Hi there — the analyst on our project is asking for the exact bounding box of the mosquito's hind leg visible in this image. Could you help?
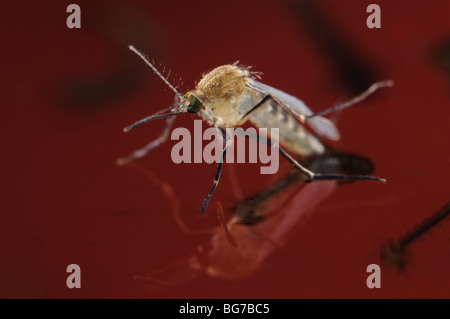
[278,144,386,182]
[303,80,394,120]
[258,134,386,182]
[201,129,232,214]
[116,116,175,166]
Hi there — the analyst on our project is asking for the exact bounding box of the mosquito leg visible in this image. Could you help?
[257,134,386,182]
[116,116,175,166]
[230,95,272,200]
[280,144,386,182]
[304,80,394,120]
[239,95,272,123]
[236,127,385,182]
[201,129,231,214]
[311,172,386,182]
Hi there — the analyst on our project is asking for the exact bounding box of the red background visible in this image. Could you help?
[1,0,450,298]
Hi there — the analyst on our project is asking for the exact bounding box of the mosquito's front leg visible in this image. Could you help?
[116,116,176,166]
[201,128,232,214]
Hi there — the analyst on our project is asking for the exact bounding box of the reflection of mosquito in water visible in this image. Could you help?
[117,45,393,213]
[129,153,377,287]
[381,201,450,271]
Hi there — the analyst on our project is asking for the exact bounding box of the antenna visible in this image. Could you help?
[128,45,183,99]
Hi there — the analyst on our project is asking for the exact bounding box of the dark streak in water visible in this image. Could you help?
[288,0,375,93]
[57,1,163,110]
[381,201,450,271]
[431,38,450,89]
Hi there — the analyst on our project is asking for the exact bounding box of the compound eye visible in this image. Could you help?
[187,96,202,113]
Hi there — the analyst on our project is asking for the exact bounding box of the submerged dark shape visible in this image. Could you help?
[381,201,450,271]
[288,0,376,93]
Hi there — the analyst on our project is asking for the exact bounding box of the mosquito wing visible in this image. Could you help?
[247,79,340,141]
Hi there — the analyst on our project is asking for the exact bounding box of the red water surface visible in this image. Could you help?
[1,0,450,298]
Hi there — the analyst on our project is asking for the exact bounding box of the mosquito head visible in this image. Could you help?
[184,92,203,113]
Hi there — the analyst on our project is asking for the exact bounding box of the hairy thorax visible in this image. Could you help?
[192,65,262,127]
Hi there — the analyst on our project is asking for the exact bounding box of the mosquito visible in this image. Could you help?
[117,45,393,213]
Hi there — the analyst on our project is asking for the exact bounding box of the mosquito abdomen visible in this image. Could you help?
[249,103,325,156]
